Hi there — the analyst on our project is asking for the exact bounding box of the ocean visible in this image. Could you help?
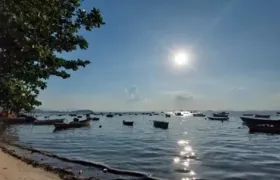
[2,111,280,180]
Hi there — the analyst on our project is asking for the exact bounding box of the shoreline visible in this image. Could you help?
[0,148,62,180]
[0,143,158,180]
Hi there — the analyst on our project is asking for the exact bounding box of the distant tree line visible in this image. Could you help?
[0,0,104,114]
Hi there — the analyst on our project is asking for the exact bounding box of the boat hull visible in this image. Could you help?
[123,121,134,126]
[208,117,229,121]
[153,121,169,129]
[248,124,280,134]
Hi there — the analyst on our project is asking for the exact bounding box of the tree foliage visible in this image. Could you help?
[0,0,104,113]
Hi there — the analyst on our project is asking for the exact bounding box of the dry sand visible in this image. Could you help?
[0,149,61,180]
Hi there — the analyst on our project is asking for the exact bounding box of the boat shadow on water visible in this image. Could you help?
[53,126,91,133]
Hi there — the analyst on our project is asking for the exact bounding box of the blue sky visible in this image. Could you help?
[40,0,280,111]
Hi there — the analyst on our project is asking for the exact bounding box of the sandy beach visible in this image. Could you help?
[0,149,61,180]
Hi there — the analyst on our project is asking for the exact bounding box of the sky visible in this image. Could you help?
[39,0,280,111]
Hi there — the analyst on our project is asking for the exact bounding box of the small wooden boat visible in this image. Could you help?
[106,114,114,118]
[54,119,91,130]
[92,117,100,121]
[153,120,169,129]
[123,120,134,126]
[165,114,171,118]
[240,117,280,126]
[208,117,229,121]
[248,124,280,134]
[34,119,64,125]
[255,114,270,118]
[193,113,205,117]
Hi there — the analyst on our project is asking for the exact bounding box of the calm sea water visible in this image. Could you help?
[4,111,280,180]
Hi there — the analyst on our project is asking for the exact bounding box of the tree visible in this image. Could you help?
[0,0,105,112]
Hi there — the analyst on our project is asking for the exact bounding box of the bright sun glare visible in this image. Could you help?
[174,52,188,66]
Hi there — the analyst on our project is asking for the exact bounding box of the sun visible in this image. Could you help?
[174,52,188,66]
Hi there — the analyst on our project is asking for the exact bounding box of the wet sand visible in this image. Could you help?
[0,149,61,180]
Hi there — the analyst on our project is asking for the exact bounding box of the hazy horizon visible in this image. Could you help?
[39,0,280,111]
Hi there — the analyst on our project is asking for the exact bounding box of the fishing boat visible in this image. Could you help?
[193,113,205,117]
[165,114,171,118]
[153,120,169,129]
[123,120,134,126]
[69,114,77,117]
[175,112,182,116]
[77,115,82,118]
[208,117,229,121]
[92,117,100,121]
[54,119,91,130]
[106,114,114,118]
[255,114,270,118]
[247,124,280,134]
[33,119,64,125]
[240,116,280,125]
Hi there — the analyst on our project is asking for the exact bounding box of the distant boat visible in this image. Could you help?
[69,114,77,117]
[54,119,91,130]
[153,120,169,129]
[175,112,182,116]
[240,116,280,125]
[77,115,82,118]
[208,117,229,121]
[213,113,228,117]
[92,117,100,121]
[123,120,134,126]
[255,114,270,118]
[44,116,49,118]
[34,119,64,125]
[248,124,280,134]
[106,114,114,118]
[165,114,171,118]
[242,114,253,116]
[193,113,205,117]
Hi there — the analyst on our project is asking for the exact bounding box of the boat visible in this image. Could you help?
[255,114,270,118]
[165,114,171,118]
[213,113,228,117]
[69,114,77,117]
[208,117,229,121]
[242,114,253,116]
[240,116,280,125]
[54,119,91,130]
[92,117,100,121]
[193,113,205,117]
[153,120,169,129]
[106,114,114,118]
[175,112,182,116]
[123,120,134,126]
[247,124,280,134]
[77,115,82,118]
[33,119,64,125]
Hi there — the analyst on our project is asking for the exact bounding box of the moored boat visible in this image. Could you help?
[193,113,205,117]
[123,120,134,126]
[208,117,229,121]
[213,113,228,117]
[92,117,100,121]
[33,119,64,125]
[240,116,280,126]
[153,120,169,129]
[106,114,114,118]
[54,119,91,130]
[0,116,36,124]
[165,114,171,118]
[242,114,253,116]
